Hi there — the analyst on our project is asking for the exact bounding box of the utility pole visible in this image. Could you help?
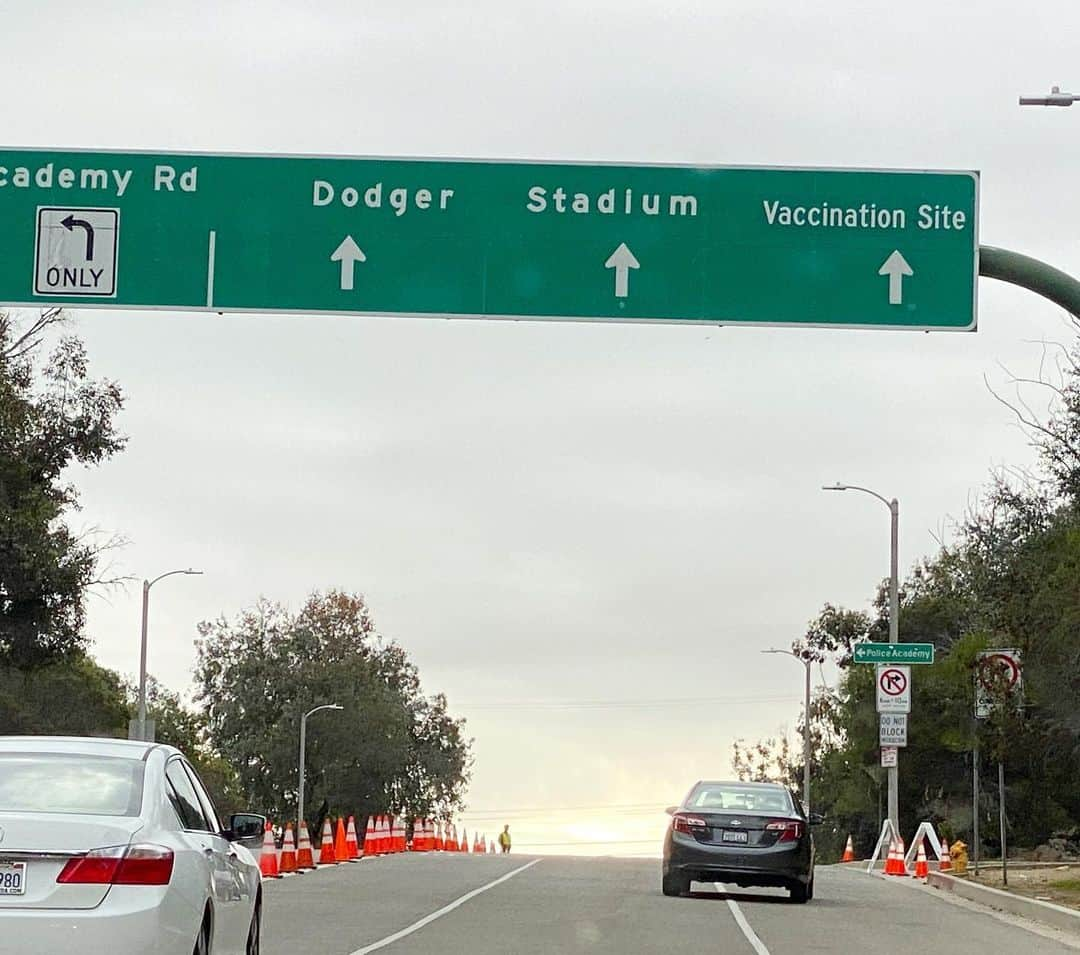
[298,704,343,836]
[133,568,202,741]
[762,649,812,815]
[822,485,900,835]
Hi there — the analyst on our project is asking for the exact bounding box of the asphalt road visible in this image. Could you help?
[261,855,1080,954]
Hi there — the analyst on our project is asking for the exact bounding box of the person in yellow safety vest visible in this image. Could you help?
[498,825,511,853]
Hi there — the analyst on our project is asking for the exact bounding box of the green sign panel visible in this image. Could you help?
[0,149,978,329]
[854,642,935,665]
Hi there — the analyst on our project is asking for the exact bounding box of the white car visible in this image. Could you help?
[0,736,264,955]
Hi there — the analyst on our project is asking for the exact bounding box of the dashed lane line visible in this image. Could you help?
[713,883,772,955]
[348,859,541,954]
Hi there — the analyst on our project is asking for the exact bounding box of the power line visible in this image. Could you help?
[455,695,799,710]
[460,802,667,814]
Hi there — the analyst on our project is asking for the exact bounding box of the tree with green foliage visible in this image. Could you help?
[194,590,472,824]
[0,309,125,668]
[0,653,129,736]
[734,331,1080,861]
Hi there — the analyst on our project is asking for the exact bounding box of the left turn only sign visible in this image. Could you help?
[34,207,119,297]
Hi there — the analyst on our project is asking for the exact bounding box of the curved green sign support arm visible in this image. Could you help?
[979,245,1080,319]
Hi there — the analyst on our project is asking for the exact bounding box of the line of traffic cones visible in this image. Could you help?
[258,813,501,881]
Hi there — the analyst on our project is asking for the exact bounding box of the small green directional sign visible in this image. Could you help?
[0,149,978,328]
[854,642,935,665]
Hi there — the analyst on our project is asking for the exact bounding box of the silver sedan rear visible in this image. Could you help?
[0,736,262,955]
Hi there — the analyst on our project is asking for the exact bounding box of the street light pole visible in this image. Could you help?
[822,483,900,835]
[135,568,203,741]
[298,704,343,836]
[762,649,812,815]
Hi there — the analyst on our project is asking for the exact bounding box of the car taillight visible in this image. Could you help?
[57,845,174,885]
[672,814,707,834]
[765,820,803,842]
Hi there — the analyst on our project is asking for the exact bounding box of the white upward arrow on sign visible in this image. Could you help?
[878,250,913,305]
[331,236,367,291]
[605,243,640,298]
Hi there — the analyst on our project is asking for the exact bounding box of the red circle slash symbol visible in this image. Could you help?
[978,654,1020,691]
[880,668,908,696]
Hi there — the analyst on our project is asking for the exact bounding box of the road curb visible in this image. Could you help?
[927,871,1080,935]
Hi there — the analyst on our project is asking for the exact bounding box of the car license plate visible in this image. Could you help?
[721,830,749,844]
[0,862,26,896]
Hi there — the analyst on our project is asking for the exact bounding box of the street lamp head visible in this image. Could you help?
[329,704,344,711]
[821,483,847,491]
[182,569,204,575]
[1019,86,1078,107]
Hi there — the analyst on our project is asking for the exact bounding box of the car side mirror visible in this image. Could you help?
[228,812,266,841]
[664,806,678,816]
[808,812,825,826]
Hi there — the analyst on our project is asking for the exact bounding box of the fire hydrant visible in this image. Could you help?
[950,840,968,876]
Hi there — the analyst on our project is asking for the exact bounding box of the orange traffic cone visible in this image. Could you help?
[382,815,392,853]
[426,819,436,851]
[345,816,359,860]
[460,828,468,853]
[914,841,929,881]
[318,817,336,865]
[938,830,952,871]
[388,816,398,853]
[296,820,315,869]
[413,817,425,852]
[447,825,458,852]
[883,836,898,875]
[363,816,377,857]
[259,821,280,879]
[334,817,349,862]
[280,822,298,874]
[884,836,907,876]
[841,835,855,862]
[480,834,487,853]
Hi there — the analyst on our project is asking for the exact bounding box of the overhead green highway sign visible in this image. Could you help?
[854,642,935,665]
[0,149,978,329]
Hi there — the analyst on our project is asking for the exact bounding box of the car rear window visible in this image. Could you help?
[0,753,145,816]
[687,784,793,814]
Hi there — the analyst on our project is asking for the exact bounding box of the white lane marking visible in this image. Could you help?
[349,859,540,954]
[206,230,216,307]
[713,883,771,955]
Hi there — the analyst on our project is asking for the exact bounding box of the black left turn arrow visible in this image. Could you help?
[61,215,95,260]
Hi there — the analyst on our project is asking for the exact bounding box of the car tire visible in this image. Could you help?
[193,913,212,955]
[662,872,690,897]
[246,901,261,955]
[789,879,810,904]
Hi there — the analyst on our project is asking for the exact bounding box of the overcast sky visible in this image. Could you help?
[7,0,1080,854]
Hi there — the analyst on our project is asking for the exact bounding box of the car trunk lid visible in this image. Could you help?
[683,812,788,848]
[0,814,144,910]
